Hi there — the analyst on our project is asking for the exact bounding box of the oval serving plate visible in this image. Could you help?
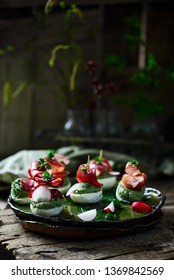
[8,186,166,239]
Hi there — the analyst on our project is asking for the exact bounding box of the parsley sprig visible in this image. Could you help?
[37,158,49,170]
[43,171,53,182]
[47,149,56,159]
[130,159,138,166]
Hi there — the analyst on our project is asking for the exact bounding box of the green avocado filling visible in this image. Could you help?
[117,181,145,202]
[31,197,66,209]
[11,179,29,198]
[62,176,70,186]
[74,183,101,194]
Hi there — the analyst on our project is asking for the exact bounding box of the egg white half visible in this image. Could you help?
[97,176,117,190]
[30,204,64,217]
[11,195,31,204]
[68,183,103,204]
[58,179,71,194]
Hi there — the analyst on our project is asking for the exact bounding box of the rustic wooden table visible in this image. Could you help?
[0,178,174,260]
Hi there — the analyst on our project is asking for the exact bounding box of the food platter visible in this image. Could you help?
[8,186,166,239]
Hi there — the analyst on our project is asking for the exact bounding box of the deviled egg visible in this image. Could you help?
[30,186,66,217]
[10,178,34,204]
[67,161,103,204]
[116,160,147,203]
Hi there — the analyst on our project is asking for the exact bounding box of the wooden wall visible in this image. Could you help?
[0,0,174,158]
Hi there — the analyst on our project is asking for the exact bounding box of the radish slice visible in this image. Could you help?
[66,184,79,196]
[77,209,97,221]
[104,201,115,212]
[32,186,51,203]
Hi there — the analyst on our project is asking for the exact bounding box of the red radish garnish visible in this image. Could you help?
[76,164,103,187]
[131,201,153,213]
[77,209,97,221]
[50,189,63,199]
[104,201,115,213]
[32,186,51,203]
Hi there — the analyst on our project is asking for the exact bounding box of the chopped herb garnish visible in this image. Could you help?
[38,158,45,165]
[94,155,102,164]
[130,159,138,166]
[47,149,56,159]
[43,171,53,182]
[81,165,87,172]
[105,212,119,220]
[113,198,121,208]
[37,158,49,170]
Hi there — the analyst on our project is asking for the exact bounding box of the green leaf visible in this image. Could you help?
[167,64,174,80]
[123,15,141,50]
[0,45,14,56]
[6,45,15,52]
[12,81,29,98]
[44,0,58,15]
[47,149,56,159]
[147,53,159,70]
[71,6,85,22]
[49,44,70,67]
[59,1,65,9]
[3,81,29,106]
[105,54,126,71]
[3,81,13,106]
[130,70,150,85]
[94,155,102,164]
[70,60,81,91]
[43,171,53,182]
[134,92,164,120]
[0,49,5,55]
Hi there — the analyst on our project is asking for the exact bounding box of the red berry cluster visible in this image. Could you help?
[86,60,116,97]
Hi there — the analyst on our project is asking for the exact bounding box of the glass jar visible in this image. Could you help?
[64,109,91,136]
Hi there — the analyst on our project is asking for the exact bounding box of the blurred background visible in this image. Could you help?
[0,0,174,166]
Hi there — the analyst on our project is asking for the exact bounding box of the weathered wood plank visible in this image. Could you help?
[0,200,8,211]
[0,203,174,260]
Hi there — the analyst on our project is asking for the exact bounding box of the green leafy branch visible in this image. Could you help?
[3,81,29,106]
[130,53,160,87]
[45,0,84,107]
[45,0,84,23]
[0,45,14,55]
[123,15,143,51]
[49,44,70,67]
[48,43,82,93]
